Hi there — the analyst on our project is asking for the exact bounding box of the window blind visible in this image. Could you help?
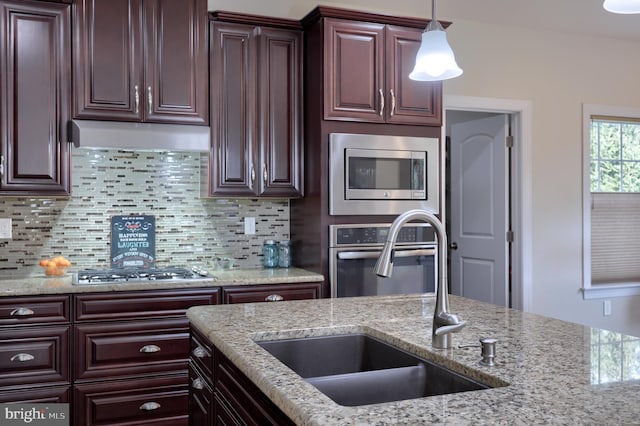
[591,192,640,283]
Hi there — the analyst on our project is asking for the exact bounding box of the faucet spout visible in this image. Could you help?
[374,209,466,349]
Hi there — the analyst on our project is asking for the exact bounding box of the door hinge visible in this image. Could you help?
[506,135,514,148]
[506,230,514,243]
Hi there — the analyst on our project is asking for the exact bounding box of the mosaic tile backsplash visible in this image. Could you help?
[0,149,289,278]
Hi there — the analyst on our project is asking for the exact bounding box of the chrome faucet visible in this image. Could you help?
[374,209,467,349]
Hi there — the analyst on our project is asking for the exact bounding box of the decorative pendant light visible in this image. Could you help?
[409,0,463,81]
[603,0,640,13]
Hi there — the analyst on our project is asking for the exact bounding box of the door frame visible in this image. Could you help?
[443,95,533,311]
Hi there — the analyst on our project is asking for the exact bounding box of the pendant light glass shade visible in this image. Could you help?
[603,0,640,13]
[409,19,463,81]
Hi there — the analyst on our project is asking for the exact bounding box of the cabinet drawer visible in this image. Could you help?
[0,385,70,403]
[0,325,70,389]
[75,318,189,380]
[0,295,70,326]
[190,326,213,378]
[74,288,219,321]
[74,374,188,426]
[221,282,323,304]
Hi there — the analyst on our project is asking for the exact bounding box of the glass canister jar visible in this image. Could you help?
[262,239,279,268]
[278,240,291,268]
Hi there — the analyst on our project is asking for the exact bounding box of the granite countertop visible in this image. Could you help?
[187,294,640,425]
[0,267,323,296]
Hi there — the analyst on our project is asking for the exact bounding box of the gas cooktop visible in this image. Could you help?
[73,266,210,285]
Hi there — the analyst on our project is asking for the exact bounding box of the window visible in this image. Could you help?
[582,104,640,299]
[590,117,640,192]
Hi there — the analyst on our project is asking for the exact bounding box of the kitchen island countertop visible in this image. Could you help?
[0,267,323,296]
[187,294,640,425]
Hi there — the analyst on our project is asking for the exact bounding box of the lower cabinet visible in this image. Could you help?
[73,288,219,426]
[188,326,295,425]
[74,375,189,426]
[221,282,323,304]
[0,295,72,404]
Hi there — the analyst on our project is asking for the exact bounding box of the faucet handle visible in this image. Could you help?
[433,320,467,336]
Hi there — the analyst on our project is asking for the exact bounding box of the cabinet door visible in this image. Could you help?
[385,26,442,126]
[0,0,70,195]
[73,0,143,121]
[144,0,208,124]
[324,18,385,122]
[258,28,303,197]
[209,22,257,196]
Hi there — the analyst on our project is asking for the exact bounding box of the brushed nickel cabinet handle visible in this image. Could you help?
[134,85,140,114]
[390,89,396,117]
[250,166,255,182]
[192,346,207,358]
[192,378,204,390]
[378,88,385,117]
[11,353,35,362]
[139,344,161,353]
[139,402,161,411]
[147,86,153,115]
[265,294,284,302]
[10,307,34,317]
[0,155,4,177]
[263,164,268,184]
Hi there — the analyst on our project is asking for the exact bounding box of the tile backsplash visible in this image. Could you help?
[0,148,289,278]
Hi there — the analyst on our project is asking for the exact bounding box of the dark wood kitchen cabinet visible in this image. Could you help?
[206,13,303,198]
[0,0,71,196]
[73,0,208,125]
[221,281,324,304]
[0,295,72,403]
[73,288,219,425]
[322,18,441,125]
[188,326,295,426]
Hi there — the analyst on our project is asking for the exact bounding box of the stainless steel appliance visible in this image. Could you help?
[73,266,211,285]
[329,133,439,215]
[329,223,436,298]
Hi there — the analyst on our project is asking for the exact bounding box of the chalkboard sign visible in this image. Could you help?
[110,215,155,268]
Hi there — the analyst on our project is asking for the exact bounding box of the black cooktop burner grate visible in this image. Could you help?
[74,267,204,284]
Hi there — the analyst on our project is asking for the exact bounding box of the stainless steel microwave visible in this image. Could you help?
[329,133,439,215]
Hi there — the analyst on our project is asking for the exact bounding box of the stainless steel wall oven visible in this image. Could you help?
[329,223,436,298]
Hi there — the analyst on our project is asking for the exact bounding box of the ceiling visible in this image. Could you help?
[208,0,640,42]
[437,0,640,42]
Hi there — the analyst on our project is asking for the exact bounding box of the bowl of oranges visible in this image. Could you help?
[39,256,71,277]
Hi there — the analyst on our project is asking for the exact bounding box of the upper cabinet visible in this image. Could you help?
[206,14,303,198]
[0,0,71,196]
[305,7,442,126]
[73,0,208,125]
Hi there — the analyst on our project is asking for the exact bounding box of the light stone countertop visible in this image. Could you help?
[0,267,323,296]
[187,294,640,426]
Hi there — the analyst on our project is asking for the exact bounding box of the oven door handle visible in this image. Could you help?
[337,248,436,260]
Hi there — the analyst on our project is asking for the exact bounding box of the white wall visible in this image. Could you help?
[442,20,640,337]
[208,0,640,337]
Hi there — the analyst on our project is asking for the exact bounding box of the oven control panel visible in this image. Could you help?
[332,224,436,246]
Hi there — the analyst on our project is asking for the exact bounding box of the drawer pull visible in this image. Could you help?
[139,402,161,411]
[192,346,207,358]
[10,353,35,362]
[192,377,205,390]
[10,307,35,317]
[265,294,284,302]
[139,344,161,353]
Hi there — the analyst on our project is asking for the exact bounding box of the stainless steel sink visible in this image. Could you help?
[256,333,501,406]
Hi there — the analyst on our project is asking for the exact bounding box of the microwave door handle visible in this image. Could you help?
[337,248,436,260]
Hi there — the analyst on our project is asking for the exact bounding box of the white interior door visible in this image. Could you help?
[449,114,509,306]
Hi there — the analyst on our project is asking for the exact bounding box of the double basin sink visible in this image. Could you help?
[256,333,503,406]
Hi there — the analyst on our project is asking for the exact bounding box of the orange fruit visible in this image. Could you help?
[39,259,49,267]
